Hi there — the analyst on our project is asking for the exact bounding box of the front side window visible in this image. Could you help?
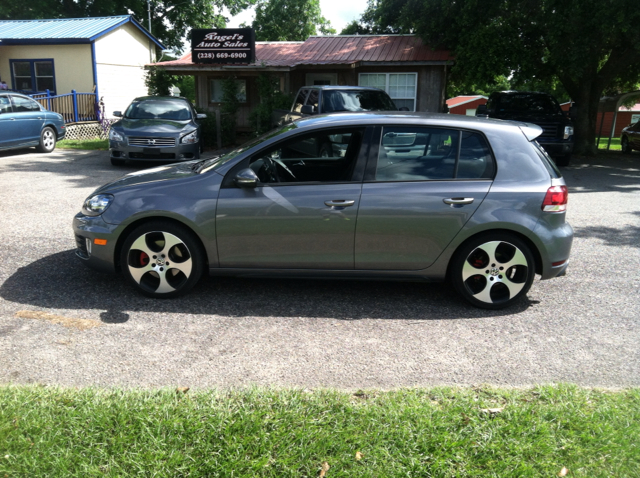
[374,127,495,181]
[10,60,55,93]
[0,96,12,114]
[246,127,365,184]
[209,79,247,103]
[359,73,417,111]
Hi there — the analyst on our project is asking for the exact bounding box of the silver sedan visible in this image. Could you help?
[73,112,573,309]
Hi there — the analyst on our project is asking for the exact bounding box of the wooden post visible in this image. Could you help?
[215,109,222,150]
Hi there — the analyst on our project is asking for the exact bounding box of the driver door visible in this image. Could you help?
[216,127,368,269]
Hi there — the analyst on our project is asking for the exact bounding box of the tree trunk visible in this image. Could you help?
[569,80,602,156]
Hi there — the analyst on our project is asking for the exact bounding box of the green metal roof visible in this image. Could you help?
[0,15,165,48]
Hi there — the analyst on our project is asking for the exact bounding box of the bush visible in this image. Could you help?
[250,73,293,135]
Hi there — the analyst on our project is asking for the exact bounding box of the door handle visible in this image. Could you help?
[443,197,474,205]
[325,199,355,208]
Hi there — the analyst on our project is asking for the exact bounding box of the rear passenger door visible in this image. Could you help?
[355,126,495,270]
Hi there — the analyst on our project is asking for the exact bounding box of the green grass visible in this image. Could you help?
[1,385,638,477]
[57,139,109,150]
[597,137,621,151]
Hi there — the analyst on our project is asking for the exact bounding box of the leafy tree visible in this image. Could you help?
[353,0,640,154]
[247,0,335,41]
[0,0,255,51]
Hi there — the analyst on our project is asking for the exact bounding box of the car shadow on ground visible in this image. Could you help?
[0,250,535,323]
[565,152,640,194]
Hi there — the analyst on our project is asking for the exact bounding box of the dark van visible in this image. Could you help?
[477,91,574,166]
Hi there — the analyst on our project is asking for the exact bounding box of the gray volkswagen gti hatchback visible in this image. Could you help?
[74,112,572,309]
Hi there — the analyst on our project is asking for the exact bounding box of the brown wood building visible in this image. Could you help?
[153,35,454,129]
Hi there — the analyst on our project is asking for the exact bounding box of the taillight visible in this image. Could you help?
[542,185,568,212]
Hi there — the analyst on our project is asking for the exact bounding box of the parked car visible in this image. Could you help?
[74,112,573,309]
[0,92,65,153]
[620,121,640,153]
[477,91,574,166]
[108,96,207,166]
[278,86,403,125]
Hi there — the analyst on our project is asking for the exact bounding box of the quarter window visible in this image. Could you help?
[360,73,417,111]
[374,127,495,181]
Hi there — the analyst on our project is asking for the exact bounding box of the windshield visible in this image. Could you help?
[322,90,397,113]
[125,98,193,120]
[198,123,298,174]
[496,93,562,116]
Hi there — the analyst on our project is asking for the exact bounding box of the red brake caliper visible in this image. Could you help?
[140,252,149,266]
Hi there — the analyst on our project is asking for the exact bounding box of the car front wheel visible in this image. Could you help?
[120,221,204,298]
[451,233,535,309]
[621,136,631,154]
[36,126,56,153]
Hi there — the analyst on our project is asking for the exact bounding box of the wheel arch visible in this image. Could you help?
[113,216,209,273]
[446,228,543,280]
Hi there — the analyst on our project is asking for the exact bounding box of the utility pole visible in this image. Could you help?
[147,0,152,33]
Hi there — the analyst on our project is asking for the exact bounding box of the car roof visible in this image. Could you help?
[293,111,532,131]
[131,96,190,102]
[304,86,386,92]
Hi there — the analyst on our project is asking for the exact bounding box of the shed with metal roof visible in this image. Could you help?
[0,15,165,115]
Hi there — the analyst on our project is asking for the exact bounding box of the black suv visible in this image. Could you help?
[477,91,574,166]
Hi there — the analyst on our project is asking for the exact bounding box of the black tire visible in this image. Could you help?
[120,221,205,298]
[554,154,571,167]
[111,157,125,166]
[621,136,631,154]
[36,126,56,153]
[450,233,535,309]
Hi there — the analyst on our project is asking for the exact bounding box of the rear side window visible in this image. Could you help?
[531,141,562,178]
[373,126,495,181]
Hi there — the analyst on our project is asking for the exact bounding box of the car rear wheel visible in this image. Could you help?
[36,127,56,153]
[120,221,204,298]
[451,233,535,309]
[621,136,631,154]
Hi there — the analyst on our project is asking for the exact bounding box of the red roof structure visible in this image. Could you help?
[155,35,453,70]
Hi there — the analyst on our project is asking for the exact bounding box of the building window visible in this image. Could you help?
[209,79,247,103]
[10,59,56,93]
[359,73,417,111]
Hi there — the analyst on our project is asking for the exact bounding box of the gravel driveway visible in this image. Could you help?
[0,147,638,389]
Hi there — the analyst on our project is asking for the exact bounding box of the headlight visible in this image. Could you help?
[564,126,574,139]
[82,194,114,216]
[109,129,124,142]
[180,130,198,144]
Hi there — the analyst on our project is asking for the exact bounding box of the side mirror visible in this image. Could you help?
[568,105,577,120]
[476,104,488,117]
[196,113,207,120]
[113,111,123,117]
[234,168,259,188]
[300,105,315,115]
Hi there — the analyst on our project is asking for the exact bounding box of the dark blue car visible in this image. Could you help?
[0,92,66,153]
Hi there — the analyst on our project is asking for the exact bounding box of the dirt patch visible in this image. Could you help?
[15,310,101,331]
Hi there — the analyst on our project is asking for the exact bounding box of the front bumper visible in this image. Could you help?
[110,141,200,162]
[73,213,120,273]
